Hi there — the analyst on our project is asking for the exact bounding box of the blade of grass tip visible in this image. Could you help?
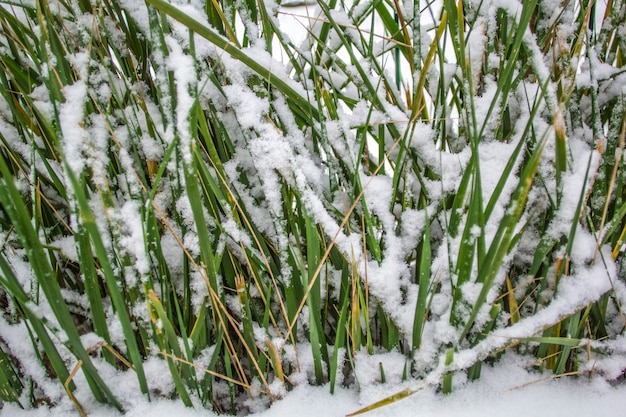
[189,300,209,354]
[265,340,284,384]
[611,217,626,259]
[505,275,521,324]
[554,105,568,200]
[519,336,583,348]
[380,305,400,350]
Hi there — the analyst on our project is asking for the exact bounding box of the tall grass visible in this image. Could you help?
[0,0,624,414]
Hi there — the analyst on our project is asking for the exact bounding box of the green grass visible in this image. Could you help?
[0,0,624,414]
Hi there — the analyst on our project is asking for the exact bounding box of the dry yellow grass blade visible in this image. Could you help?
[346,383,426,417]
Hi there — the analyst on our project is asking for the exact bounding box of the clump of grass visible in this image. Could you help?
[0,0,624,414]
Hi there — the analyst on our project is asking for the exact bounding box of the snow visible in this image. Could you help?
[116,201,150,277]
[0,319,66,405]
[59,81,89,175]
[166,36,197,164]
[2,351,624,417]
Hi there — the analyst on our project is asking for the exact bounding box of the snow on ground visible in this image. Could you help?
[2,352,624,416]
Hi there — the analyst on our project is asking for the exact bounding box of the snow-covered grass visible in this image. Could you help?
[0,0,624,415]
